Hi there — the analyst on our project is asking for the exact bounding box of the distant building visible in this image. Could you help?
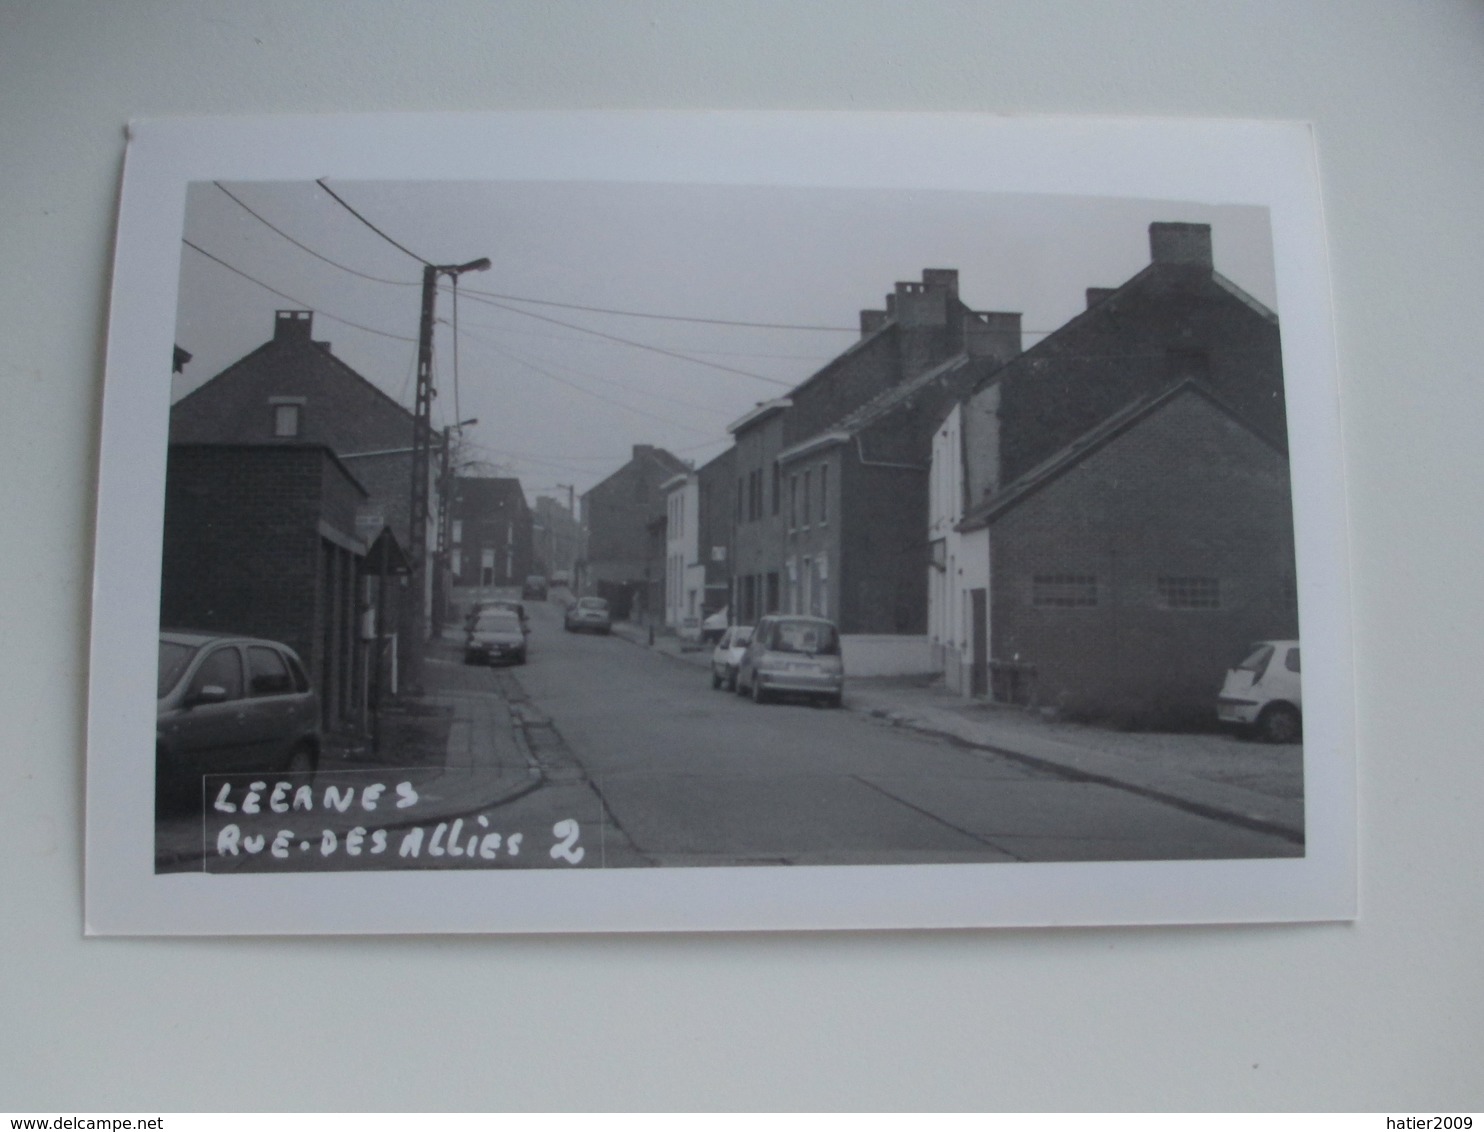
[448,476,533,613]
[661,469,704,638]
[694,447,736,622]
[580,444,688,620]
[532,495,580,580]
[935,223,1296,724]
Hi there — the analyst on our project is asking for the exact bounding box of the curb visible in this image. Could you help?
[846,696,1305,844]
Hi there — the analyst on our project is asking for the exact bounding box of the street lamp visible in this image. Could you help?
[408,258,490,688]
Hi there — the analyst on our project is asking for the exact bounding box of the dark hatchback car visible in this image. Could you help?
[156,631,321,810]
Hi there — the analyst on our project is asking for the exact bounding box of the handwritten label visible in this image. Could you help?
[201,769,584,874]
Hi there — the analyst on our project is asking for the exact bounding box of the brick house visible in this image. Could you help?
[727,269,1016,672]
[580,444,688,620]
[448,476,534,614]
[169,309,434,677]
[694,446,735,622]
[958,381,1297,726]
[933,222,1296,722]
[532,494,580,580]
[159,444,372,730]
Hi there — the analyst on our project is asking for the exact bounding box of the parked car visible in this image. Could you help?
[465,608,528,666]
[1217,639,1302,743]
[156,631,320,809]
[467,598,529,631]
[522,575,549,600]
[735,615,844,707]
[700,606,730,646]
[709,625,754,690]
[564,596,612,634]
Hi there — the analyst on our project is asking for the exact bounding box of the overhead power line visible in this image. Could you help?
[214,183,418,287]
[449,284,858,333]
[181,239,418,344]
[315,179,431,266]
[452,288,794,389]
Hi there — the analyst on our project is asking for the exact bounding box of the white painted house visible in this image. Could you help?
[661,470,705,640]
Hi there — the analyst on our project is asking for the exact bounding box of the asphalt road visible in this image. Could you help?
[509,600,1301,867]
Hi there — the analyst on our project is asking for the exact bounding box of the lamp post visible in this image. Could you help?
[432,417,478,636]
[407,257,490,689]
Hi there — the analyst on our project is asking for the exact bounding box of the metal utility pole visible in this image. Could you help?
[408,258,490,688]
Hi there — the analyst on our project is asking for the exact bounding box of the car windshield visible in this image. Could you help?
[578,598,608,610]
[1237,644,1275,674]
[476,613,522,633]
[768,619,839,656]
[158,640,198,697]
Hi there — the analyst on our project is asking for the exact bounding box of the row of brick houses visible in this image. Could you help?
[162,308,534,737]
[589,222,1298,724]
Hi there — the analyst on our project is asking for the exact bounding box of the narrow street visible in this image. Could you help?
[500,598,1300,867]
[158,595,1301,873]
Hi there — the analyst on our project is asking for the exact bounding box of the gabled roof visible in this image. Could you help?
[957,379,1286,531]
[171,331,416,427]
[968,260,1277,399]
[454,475,529,515]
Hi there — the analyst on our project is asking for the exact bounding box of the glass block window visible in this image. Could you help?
[1157,575,1221,609]
[1032,574,1098,608]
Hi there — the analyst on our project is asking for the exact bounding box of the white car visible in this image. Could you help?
[709,625,754,690]
[1217,639,1301,743]
[736,615,844,708]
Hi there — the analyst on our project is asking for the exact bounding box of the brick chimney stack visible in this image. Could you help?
[274,309,314,341]
[1149,222,1213,270]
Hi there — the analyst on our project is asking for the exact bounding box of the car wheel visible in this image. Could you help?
[516,652,527,666]
[822,693,843,709]
[751,677,768,705]
[711,667,722,689]
[284,742,317,776]
[726,669,738,692]
[1257,703,1301,744]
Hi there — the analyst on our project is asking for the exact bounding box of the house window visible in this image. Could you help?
[819,464,828,524]
[771,463,781,516]
[789,475,798,529]
[736,477,744,523]
[802,470,812,526]
[1032,574,1098,608]
[1157,575,1221,609]
[272,403,301,438]
[451,520,463,545]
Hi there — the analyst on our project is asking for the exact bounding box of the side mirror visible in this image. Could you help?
[186,684,229,708]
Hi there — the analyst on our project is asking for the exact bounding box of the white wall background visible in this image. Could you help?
[3,0,1481,1111]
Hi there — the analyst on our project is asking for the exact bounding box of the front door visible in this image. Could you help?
[970,588,988,697]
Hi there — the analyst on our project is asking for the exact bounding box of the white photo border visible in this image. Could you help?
[86,112,1355,934]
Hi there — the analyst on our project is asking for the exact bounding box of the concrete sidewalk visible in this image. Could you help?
[611,620,1304,841]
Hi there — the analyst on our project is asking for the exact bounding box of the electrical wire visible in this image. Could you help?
[314,179,431,266]
[213,183,418,286]
[181,239,419,344]
[450,288,795,389]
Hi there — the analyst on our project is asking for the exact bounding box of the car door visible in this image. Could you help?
[162,644,253,782]
[244,644,308,769]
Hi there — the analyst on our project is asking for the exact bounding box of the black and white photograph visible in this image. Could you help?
[86,113,1354,933]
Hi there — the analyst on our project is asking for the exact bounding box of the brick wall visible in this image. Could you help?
[988,391,1297,726]
[160,444,367,696]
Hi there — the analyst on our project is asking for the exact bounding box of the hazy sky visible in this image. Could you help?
[173,179,1275,504]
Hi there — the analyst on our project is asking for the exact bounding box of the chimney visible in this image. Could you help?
[860,309,888,337]
[893,274,950,329]
[1149,222,1213,270]
[921,268,959,298]
[274,309,314,341]
[964,312,1022,365]
[1086,287,1116,309]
